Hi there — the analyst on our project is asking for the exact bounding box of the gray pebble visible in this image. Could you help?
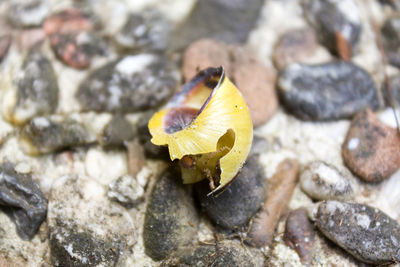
[382,74,400,107]
[143,167,199,261]
[76,54,179,113]
[316,200,400,264]
[382,16,400,69]
[108,175,144,207]
[19,116,88,155]
[278,61,379,120]
[49,223,121,266]
[0,162,47,240]
[2,49,59,125]
[8,0,49,28]
[162,240,264,267]
[300,161,358,201]
[99,114,135,148]
[304,0,361,58]
[171,0,263,50]
[195,155,266,230]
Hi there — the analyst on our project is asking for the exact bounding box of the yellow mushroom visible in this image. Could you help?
[148,67,253,193]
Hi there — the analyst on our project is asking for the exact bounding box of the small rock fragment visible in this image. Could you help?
[108,175,144,207]
[143,168,199,261]
[115,11,171,52]
[0,162,47,240]
[273,28,327,70]
[126,139,146,177]
[76,54,179,113]
[195,155,266,230]
[382,74,400,107]
[300,161,358,200]
[49,224,120,266]
[19,116,89,155]
[316,200,400,264]
[98,114,134,148]
[342,109,400,182]
[171,0,264,50]
[16,28,46,50]
[43,8,95,35]
[246,159,299,247]
[183,39,278,126]
[8,0,49,28]
[284,208,315,266]
[304,0,361,59]
[0,35,11,62]
[163,240,265,267]
[1,49,59,125]
[382,16,400,69]
[278,61,379,120]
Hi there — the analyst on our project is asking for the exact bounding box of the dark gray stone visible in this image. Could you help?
[115,11,171,52]
[99,115,135,148]
[19,116,88,155]
[382,16,400,69]
[143,167,199,261]
[316,200,400,264]
[382,74,400,107]
[278,61,379,120]
[304,0,361,57]
[195,155,266,230]
[49,223,121,267]
[171,0,264,50]
[76,54,178,113]
[0,162,47,240]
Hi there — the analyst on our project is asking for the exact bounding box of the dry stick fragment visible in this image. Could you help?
[335,31,351,61]
[245,158,299,248]
[127,139,146,177]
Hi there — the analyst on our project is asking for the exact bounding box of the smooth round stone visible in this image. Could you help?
[278,61,379,121]
[300,161,358,201]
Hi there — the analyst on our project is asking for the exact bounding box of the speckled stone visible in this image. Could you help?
[143,168,199,261]
[382,15,400,69]
[342,109,400,183]
[304,0,361,59]
[195,155,266,230]
[76,54,179,113]
[300,161,358,201]
[316,200,400,264]
[278,61,379,121]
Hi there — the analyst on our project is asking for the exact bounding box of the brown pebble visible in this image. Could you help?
[284,208,315,266]
[43,8,94,35]
[0,35,11,62]
[246,158,299,247]
[183,38,278,126]
[273,28,319,70]
[335,31,351,61]
[342,109,400,182]
[127,139,146,177]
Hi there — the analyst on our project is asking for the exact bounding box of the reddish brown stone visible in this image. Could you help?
[342,109,400,182]
[183,39,278,126]
[43,8,94,35]
[246,159,299,247]
[273,28,319,70]
[284,208,315,266]
[0,35,11,62]
[16,28,46,51]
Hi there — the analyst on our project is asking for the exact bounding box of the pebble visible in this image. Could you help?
[143,167,199,261]
[162,240,265,267]
[43,8,102,69]
[126,139,146,177]
[49,224,121,266]
[0,162,47,240]
[284,208,315,266]
[98,114,135,148]
[1,49,59,125]
[273,28,330,70]
[183,39,278,126]
[171,0,264,50]
[342,109,400,183]
[115,11,171,52]
[195,155,266,230]
[278,61,379,120]
[300,161,358,201]
[108,175,144,207]
[0,35,11,62]
[16,28,46,51]
[381,16,400,69]
[246,159,299,248]
[382,74,400,107]
[19,116,89,155]
[76,54,179,113]
[8,0,49,28]
[315,200,400,264]
[304,0,362,59]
